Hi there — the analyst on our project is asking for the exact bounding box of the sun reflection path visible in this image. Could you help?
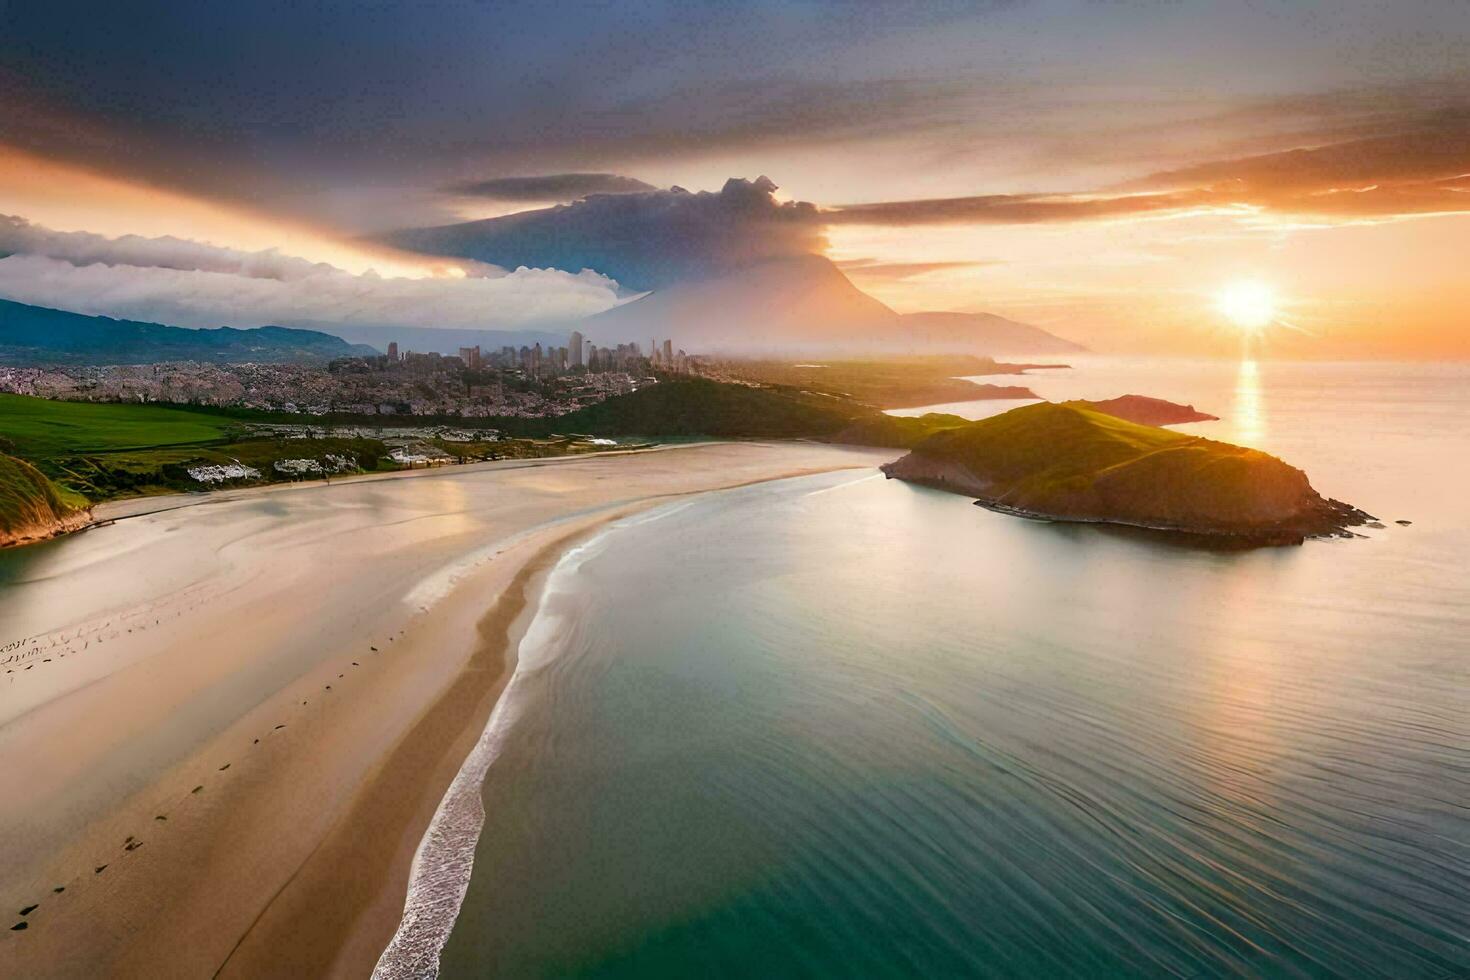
[1233,357,1266,447]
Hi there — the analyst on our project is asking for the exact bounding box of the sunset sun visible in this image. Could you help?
[1216,280,1279,333]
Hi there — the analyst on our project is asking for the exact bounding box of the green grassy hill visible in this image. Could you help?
[882,401,1366,543]
[0,453,88,545]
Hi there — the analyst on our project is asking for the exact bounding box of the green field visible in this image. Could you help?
[0,393,648,504]
[0,393,238,458]
[0,394,391,501]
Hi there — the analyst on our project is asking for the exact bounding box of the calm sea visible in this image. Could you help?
[425,359,1470,977]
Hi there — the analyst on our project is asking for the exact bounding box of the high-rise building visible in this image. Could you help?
[386,341,399,362]
[458,345,481,370]
[569,330,584,368]
[661,339,674,365]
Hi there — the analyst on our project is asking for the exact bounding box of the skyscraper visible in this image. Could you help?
[569,330,584,368]
[386,341,399,362]
[661,339,673,365]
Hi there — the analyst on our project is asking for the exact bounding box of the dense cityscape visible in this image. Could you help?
[0,332,696,418]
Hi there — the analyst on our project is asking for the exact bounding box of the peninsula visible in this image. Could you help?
[881,402,1369,545]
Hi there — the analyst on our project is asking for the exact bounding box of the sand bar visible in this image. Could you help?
[0,441,886,978]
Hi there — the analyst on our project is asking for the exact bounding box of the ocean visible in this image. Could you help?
[409,358,1470,977]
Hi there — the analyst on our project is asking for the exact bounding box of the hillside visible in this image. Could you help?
[830,412,972,448]
[0,298,380,365]
[881,402,1368,544]
[0,452,90,547]
[534,377,868,438]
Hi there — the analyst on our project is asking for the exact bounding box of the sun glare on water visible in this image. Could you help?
[1216,280,1278,333]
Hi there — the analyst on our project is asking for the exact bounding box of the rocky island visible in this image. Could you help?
[880,402,1369,545]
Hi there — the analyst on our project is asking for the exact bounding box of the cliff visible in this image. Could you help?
[0,453,91,548]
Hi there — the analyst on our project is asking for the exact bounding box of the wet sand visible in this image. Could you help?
[0,442,886,977]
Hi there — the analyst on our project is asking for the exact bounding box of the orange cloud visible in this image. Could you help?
[825,122,1470,227]
[0,144,451,278]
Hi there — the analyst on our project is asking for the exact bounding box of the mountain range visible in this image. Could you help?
[0,299,379,366]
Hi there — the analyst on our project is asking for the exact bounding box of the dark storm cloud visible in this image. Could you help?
[0,1,991,224]
[5,0,1469,238]
[449,174,658,202]
[384,177,823,291]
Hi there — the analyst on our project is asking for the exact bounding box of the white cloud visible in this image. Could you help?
[0,215,622,329]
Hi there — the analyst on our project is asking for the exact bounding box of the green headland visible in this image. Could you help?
[881,401,1368,544]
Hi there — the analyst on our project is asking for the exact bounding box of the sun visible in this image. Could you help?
[1216,280,1278,332]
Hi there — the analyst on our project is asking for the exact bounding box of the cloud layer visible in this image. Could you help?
[828,120,1470,226]
[0,216,621,331]
[386,176,824,291]
[449,173,657,202]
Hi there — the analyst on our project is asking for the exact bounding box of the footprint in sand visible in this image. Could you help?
[52,886,64,894]
[155,815,167,822]
[10,922,25,931]
[124,841,143,852]
[218,763,230,771]
[191,785,203,794]
[94,865,107,874]
[274,724,286,730]
[19,904,37,915]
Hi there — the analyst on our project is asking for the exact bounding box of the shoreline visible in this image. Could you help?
[222,468,878,977]
[217,506,604,978]
[0,442,690,552]
[0,442,888,977]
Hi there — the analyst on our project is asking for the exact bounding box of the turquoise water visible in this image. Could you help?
[438,361,1469,978]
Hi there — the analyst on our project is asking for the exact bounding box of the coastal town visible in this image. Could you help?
[0,332,697,419]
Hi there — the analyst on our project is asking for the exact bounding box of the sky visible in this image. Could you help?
[1,0,1468,355]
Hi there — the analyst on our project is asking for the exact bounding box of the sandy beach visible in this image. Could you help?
[0,441,887,978]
